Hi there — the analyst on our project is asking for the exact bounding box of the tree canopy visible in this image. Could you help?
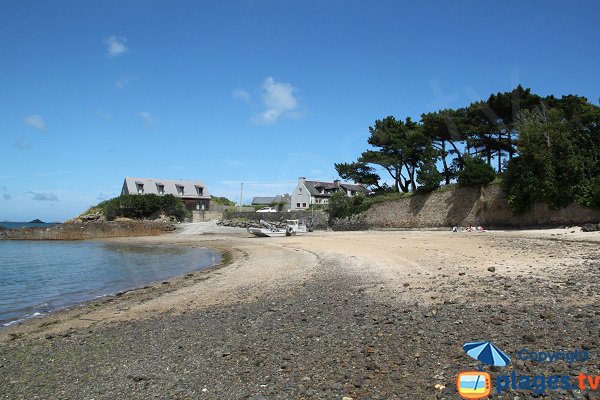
[335,87,600,213]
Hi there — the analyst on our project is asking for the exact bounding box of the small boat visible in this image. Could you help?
[247,219,308,237]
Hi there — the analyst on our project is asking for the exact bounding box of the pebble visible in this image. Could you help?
[1,235,598,399]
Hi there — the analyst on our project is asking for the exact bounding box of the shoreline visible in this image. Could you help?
[2,227,599,338]
[1,228,599,398]
[0,234,237,340]
[2,227,599,339]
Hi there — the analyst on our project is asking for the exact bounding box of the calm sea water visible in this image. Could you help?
[0,222,61,229]
[0,241,221,326]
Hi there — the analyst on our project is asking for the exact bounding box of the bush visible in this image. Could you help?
[569,175,596,209]
[94,194,189,221]
[328,191,371,219]
[457,157,497,187]
[211,196,236,206]
[416,161,442,193]
[104,203,117,221]
[158,194,189,221]
[503,156,543,214]
[589,176,600,209]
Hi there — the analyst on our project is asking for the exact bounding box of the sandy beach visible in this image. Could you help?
[1,227,599,399]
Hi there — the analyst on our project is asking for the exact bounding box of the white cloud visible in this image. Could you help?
[232,89,251,102]
[115,77,129,88]
[136,111,154,127]
[27,191,58,202]
[23,114,46,131]
[104,36,128,57]
[253,77,299,124]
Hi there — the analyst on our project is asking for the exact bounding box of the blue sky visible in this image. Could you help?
[1,0,599,221]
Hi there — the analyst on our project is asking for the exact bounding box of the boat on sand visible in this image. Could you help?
[247,220,308,237]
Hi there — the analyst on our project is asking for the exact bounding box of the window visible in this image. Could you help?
[302,203,307,208]
[156,184,165,195]
[136,183,144,194]
[296,203,301,208]
[176,185,184,196]
[196,186,203,196]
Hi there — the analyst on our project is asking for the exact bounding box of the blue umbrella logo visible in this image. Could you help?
[463,341,511,367]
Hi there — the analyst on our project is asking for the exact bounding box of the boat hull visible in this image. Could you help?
[247,227,287,237]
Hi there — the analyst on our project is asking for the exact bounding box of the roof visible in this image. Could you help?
[251,196,276,205]
[302,180,369,196]
[122,177,210,199]
[251,194,291,205]
[273,194,291,204]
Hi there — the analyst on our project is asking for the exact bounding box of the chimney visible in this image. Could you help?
[333,179,340,187]
[299,177,306,184]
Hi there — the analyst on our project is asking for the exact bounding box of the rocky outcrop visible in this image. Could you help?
[581,223,600,232]
[64,211,105,224]
[0,221,175,240]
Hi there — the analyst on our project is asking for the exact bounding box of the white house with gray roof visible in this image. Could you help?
[291,177,369,210]
[121,177,211,211]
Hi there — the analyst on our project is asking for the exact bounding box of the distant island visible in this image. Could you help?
[28,219,45,224]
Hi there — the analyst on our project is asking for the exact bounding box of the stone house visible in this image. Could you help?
[291,177,369,210]
[121,177,211,212]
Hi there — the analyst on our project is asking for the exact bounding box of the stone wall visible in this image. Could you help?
[363,183,600,228]
[209,204,254,213]
[222,210,329,229]
[191,210,222,222]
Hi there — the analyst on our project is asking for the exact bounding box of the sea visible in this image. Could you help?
[0,221,61,229]
[0,240,221,327]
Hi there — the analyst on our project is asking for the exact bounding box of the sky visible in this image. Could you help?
[1,0,599,221]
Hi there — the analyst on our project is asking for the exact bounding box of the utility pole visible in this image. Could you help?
[239,182,244,211]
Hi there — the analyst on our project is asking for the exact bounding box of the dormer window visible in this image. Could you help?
[136,183,144,194]
[195,186,203,196]
[176,185,184,196]
[156,184,165,195]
